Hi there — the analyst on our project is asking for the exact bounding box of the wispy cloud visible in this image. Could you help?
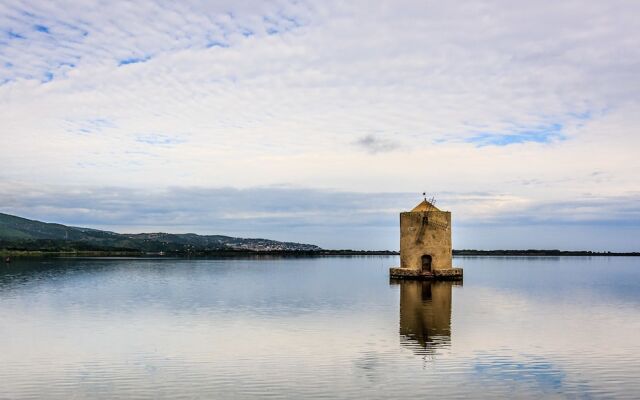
[353,134,399,153]
[135,133,186,146]
[65,118,116,135]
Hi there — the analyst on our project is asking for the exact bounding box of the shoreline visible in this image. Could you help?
[2,249,638,258]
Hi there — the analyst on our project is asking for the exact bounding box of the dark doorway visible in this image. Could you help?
[421,255,432,273]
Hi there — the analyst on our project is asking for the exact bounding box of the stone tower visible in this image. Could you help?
[390,199,463,280]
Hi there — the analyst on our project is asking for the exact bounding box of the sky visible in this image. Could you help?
[1,0,639,251]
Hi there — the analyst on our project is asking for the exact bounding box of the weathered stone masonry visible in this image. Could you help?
[390,199,463,280]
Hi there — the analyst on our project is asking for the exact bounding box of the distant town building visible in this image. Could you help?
[390,199,463,280]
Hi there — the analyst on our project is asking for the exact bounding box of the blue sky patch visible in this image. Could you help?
[569,111,592,120]
[136,133,186,146]
[280,14,303,28]
[206,40,229,48]
[57,61,76,68]
[34,24,50,33]
[67,118,116,135]
[7,30,25,39]
[262,13,304,36]
[467,123,564,147]
[42,71,53,82]
[118,56,150,66]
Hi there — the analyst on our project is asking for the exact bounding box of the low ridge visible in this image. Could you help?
[0,212,321,254]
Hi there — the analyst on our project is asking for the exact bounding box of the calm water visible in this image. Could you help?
[1,256,639,399]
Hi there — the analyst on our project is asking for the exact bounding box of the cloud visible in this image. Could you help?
[135,133,187,146]
[0,184,638,250]
[0,184,409,228]
[65,117,116,135]
[1,1,639,249]
[353,134,399,153]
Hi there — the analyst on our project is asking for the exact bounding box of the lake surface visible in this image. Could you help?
[1,256,639,399]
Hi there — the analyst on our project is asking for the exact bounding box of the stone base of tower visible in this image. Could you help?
[389,267,463,280]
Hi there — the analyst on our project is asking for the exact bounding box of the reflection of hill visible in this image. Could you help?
[395,280,458,354]
[0,258,103,292]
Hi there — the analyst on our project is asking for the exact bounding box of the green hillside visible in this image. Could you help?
[0,212,321,254]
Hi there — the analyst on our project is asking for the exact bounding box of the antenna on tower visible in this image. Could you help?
[425,194,437,214]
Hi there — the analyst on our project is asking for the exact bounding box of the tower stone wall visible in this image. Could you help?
[400,210,452,271]
[390,199,462,280]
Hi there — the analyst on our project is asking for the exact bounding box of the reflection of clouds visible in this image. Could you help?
[471,353,592,396]
[0,258,380,317]
[353,350,383,383]
[474,354,565,390]
[1,257,640,397]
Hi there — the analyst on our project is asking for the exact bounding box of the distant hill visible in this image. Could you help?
[0,212,322,254]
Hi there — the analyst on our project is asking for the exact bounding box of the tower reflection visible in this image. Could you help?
[393,280,460,355]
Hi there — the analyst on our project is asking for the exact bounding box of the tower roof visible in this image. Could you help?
[411,199,441,212]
